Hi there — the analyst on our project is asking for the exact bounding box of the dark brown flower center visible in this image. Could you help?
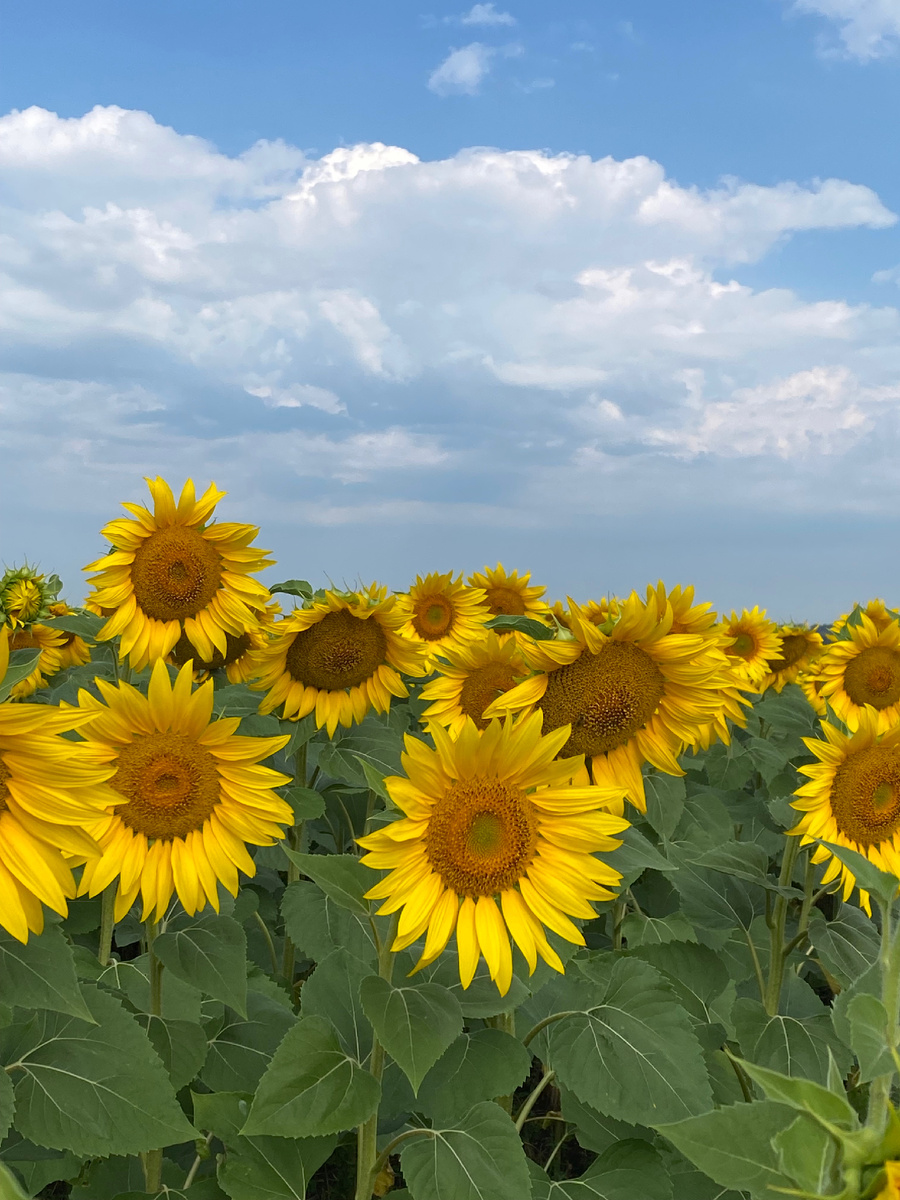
[170,630,252,672]
[767,633,810,673]
[411,594,454,640]
[284,609,387,691]
[842,646,900,711]
[485,586,526,616]
[459,662,520,729]
[830,744,900,846]
[130,526,223,622]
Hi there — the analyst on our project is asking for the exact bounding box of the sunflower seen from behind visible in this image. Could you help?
[816,612,900,733]
[419,630,530,736]
[74,659,292,921]
[486,590,731,811]
[396,571,491,662]
[0,628,116,941]
[357,712,629,995]
[789,705,900,914]
[252,586,428,736]
[84,476,274,671]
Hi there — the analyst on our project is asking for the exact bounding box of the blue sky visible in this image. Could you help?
[3,0,900,620]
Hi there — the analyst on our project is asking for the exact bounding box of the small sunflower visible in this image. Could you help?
[468,563,552,622]
[419,631,530,735]
[759,624,824,694]
[74,660,292,922]
[6,624,66,700]
[485,589,731,812]
[831,599,899,641]
[0,566,60,629]
[84,477,275,671]
[718,607,783,687]
[396,572,491,660]
[46,602,93,671]
[357,713,629,995]
[251,586,429,736]
[816,613,900,732]
[789,705,900,914]
[0,629,115,942]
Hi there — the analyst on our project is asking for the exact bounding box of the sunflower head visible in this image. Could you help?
[420,630,530,735]
[718,607,783,687]
[467,563,552,622]
[759,624,824,694]
[358,712,629,995]
[831,599,899,642]
[815,613,900,733]
[396,571,490,658]
[6,624,66,700]
[875,1161,900,1200]
[0,566,61,629]
[790,705,900,914]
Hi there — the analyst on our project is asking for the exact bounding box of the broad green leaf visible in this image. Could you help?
[744,738,790,784]
[418,947,531,1018]
[528,1140,672,1199]
[847,993,893,1082]
[611,826,672,878]
[632,942,734,1047]
[0,651,41,704]
[41,610,104,639]
[98,955,203,1022]
[359,976,463,1093]
[300,948,374,1062]
[643,774,685,842]
[667,843,758,935]
[733,997,851,1087]
[0,1135,80,1198]
[774,1113,836,1196]
[0,926,92,1020]
[733,1054,857,1126]
[360,759,391,802]
[212,684,264,718]
[268,580,313,600]
[417,1029,531,1123]
[690,842,790,894]
[202,991,296,1094]
[283,852,371,914]
[620,912,697,948]
[656,1100,797,1200]
[400,1100,531,1200]
[807,907,879,989]
[281,786,325,821]
[0,985,196,1157]
[154,914,248,1017]
[818,841,898,906]
[559,1086,652,1154]
[193,1091,335,1200]
[545,955,713,1125]
[281,880,377,966]
[316,716,405,788]
[486,614,556,640]
[242,1015,379,1138]
[138,1014,209,1089]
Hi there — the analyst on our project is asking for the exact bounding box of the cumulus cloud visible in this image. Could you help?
[427,43,495,94]
[460,3,516,25]
[787,0,900,60]
[2,105,900,608]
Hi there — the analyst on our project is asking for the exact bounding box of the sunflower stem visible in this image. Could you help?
[97,885,116,966]
[354,913,399,1200]
[515,1067,555,1132]
[764,834,800,1016]
[868,898,900,1132]
[489,1009,517,1111]
[282,742,308,987]
[143,918,164,1194]
[612,897,627,950]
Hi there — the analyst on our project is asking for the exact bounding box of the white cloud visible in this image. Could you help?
[243,383,345,413]
[460,3,516,25]
[787,0,900,60]
[428,44,495,95]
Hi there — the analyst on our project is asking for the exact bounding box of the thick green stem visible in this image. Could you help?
[490,1010,516,1112]
[612,898,627,950]
[354,914,399,1200]
[143,919,164,1194]
[868,899,899,1131]
[282,743,308,986]
[515,1068,555,1132]
[97,885,116,967]
[764,835,801,1016]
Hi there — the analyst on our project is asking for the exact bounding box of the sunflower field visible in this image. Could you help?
[4,478,900,1200]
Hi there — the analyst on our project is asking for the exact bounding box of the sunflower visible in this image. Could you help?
[46,602,92,671]
[789,705,900,914]
[485,590,731,812]
[396,572,491,661]
[759,624,824,694]
[169,598,279,683]
[0,629,115,941]
[831,598,899,641]
[6,624,66,700]
[815,613,900,733]
[357,713,629,995]
[550,597,618,633]
[468,563,552,622]
[647,581,718,637]
[84,477,275,671]
[251,586,428,737]
[0,566,60,629]
[419,632,530,736]
[717,607,783,687]
[74,660,292,922]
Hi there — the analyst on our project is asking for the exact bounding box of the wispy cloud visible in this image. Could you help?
[428,43,495,95]
[787,0,900,60]
[460,3,516,26]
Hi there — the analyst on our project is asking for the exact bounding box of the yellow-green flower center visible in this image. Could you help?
[285,609,387,691]
[411,594,454,640]
[426,779,537,896]
[731,631,756,658]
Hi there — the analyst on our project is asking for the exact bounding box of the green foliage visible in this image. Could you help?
[154,913,249,1016]
[359,976,463,1093]
[399,1101,532,1200]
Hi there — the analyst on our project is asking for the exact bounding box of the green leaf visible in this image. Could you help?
[300,948,374,1062]
[847,993,893,1082]
[528,1140,672,1199]
[733,998,851,1087]
[283,852,371,915]
[544,955,713,1125]
[268,580,313,600]
[202,991,296,1094]
[154,914,248,1017]
[212,684,264,718]
[0,926,92,1020]
[744,738,790,784]
[818,840,898,906]
[656,1101,797,1200]
[0,1071,13,1145]
[807,907,879,989]
[193,1091,335,1200]
[0,985,196,1157]
[732,1054,858,1126]
[138,1015,209,1089]
[486,615,556,640]
[643,775,685,842]
[417,1029,532,1123]
[774,1113,836,1196]
[689,842,790,894]
[417,949,531,1019]
[0,1136,80,1198]
[359,976,463,1093]
[281,786,325,821]
[281,881,377,966]
[99,955,203,1021]
[242,1015,379,1137]
[359,759,391,802]
[316,717,406,788]
[620,912,697,948]
[667,843,758,935]
[632,942,734,1047]
[611,826,672,878]
[400,1100,531,1200]
[559,1086,652,1155]
[41,610,104,639]
[0,651,41,704]
[0,1162,28,1200]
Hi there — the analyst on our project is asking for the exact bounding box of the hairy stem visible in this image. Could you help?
[143,918,164,1194]
[515,1068,556,1132]
[282,742,307,986]
[97,885,116,966]
[764,835,800,1016]
[354,913,399,1200]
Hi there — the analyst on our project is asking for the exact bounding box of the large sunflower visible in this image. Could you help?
[759,623,823,694]
[251,586,428,736]
[396,572,491,661]
[789,705,900,914]
[485,590,731,812]
[0,629,115,941]
[816,613,900,733]
[419,631,530,735]
[357,713,629,995]
[468,563,552,622]
[718,607,783,688]
[84,477,274,671]
[74,660,292,922]
[6,624,66,700]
